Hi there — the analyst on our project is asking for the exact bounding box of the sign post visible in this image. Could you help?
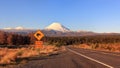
[34,30,44,48]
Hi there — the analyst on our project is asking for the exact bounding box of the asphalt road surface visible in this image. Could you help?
[7,47,120,68]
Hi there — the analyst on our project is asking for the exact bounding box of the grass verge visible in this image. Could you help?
[72,43,120,52]
[0,45,66,66]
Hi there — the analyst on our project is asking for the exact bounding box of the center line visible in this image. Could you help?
[67,48,114,68]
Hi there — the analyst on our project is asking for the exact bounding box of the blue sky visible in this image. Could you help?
[0,0,120,33]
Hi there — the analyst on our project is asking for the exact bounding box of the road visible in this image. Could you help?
[9,47,120,68]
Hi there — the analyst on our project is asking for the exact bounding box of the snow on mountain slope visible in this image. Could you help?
[3,27,13,30]
[15,26,25,30]
[3,26,25,30]
[45,22,70,32]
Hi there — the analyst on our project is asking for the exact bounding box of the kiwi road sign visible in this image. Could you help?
[34,30,44,48]
[34,30,44,41]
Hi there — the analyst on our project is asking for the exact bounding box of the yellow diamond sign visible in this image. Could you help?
[34,30,44,41]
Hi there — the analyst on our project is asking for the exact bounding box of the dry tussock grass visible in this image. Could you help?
[0,45,64,65]
[96,43,120,52]
[73,44,91,49]
[73,43,120,52]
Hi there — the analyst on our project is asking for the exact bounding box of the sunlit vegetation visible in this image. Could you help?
[0,31,120,47]
[72,43,120,52]
[0,30,120,65]
[0,31,67,65]
[0,31,30,47]
[44,36,120,52]
[0,45,65,65]
[43,35,120,46]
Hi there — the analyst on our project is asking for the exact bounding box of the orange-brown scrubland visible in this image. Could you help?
[0,45,66,65]
[72,43,120,52]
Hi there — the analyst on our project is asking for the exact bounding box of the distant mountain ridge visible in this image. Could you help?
[3,26,25,30]
[1,22,120,36]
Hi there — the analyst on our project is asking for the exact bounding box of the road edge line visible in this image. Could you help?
[67,48,114,68]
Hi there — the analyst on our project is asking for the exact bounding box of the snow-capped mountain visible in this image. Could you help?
[3,27,13,30]
[3,26,25,30]
[45,22,70,32]
[1,23,119,36]
[2,26,34,34]
[15,26,25,30]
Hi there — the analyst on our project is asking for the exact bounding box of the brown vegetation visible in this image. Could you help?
[0,30,120,65]
[72,43,120,52]
[0,30,120,47]
[0,31,30,46]
[0,45,65,65]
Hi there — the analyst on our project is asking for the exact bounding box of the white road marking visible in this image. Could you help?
[67,48,114,68]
